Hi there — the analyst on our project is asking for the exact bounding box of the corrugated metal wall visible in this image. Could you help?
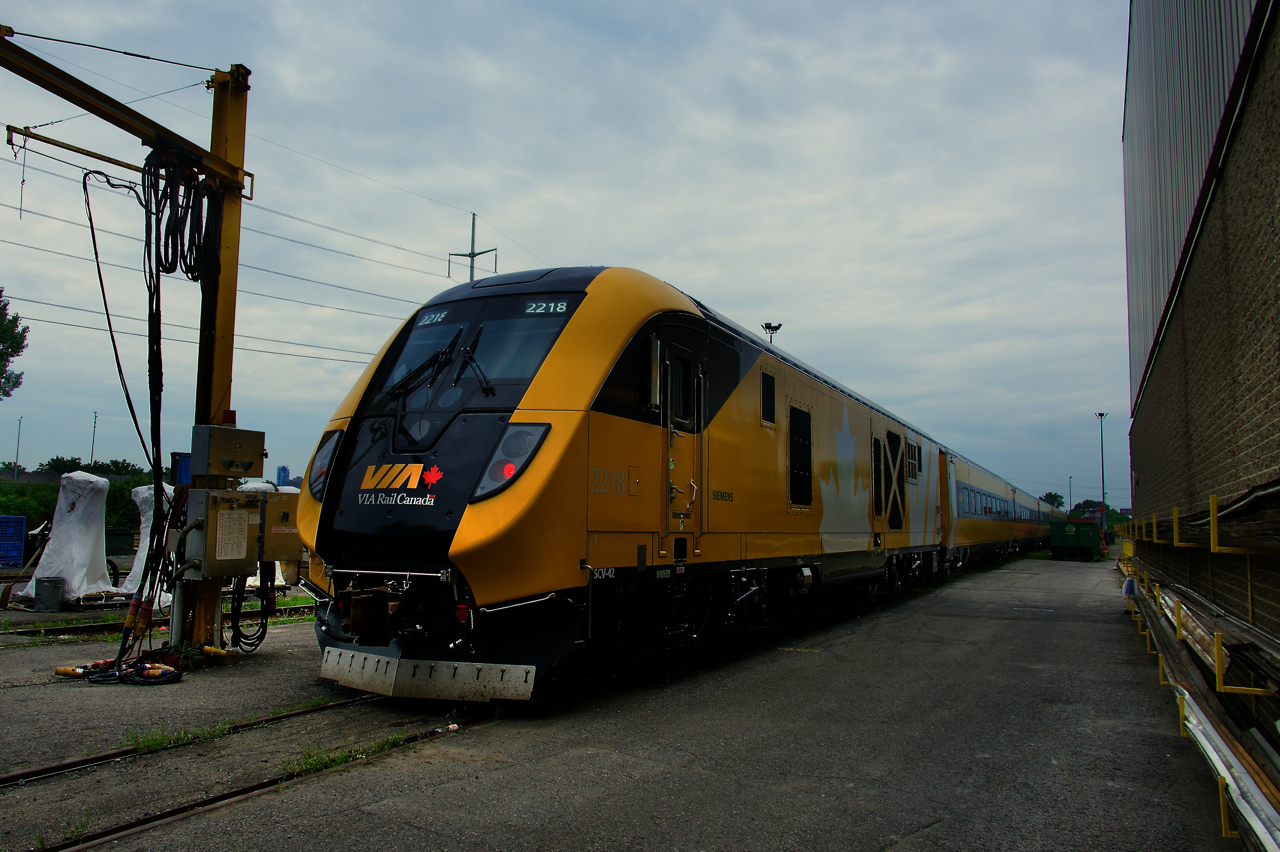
[1123,0,1256,406]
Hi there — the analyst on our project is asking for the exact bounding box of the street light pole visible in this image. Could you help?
[90,411,98,465]
[1069,476,1072,513]
[13,416,20,481]
[1096,412,1108,524]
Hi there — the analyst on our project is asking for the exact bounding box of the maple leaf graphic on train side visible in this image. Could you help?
[422,465,443,489]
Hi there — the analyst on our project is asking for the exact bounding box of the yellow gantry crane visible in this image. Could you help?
[0,26,257,646]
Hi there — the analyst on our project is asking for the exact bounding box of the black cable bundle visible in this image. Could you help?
[227,562,271,653]
[79,143,225,682]
[87,661,183,686]
[133,147,221,614]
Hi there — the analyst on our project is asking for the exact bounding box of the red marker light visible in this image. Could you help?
[455,604,471,624]
[503,462,515,479]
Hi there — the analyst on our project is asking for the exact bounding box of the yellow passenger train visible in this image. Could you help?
[299,267,1063,700]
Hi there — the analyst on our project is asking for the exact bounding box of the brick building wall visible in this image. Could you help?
[1130,20,1280,524]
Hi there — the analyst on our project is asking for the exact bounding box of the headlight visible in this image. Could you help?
[307,430,343,500]
[471,423,550,501]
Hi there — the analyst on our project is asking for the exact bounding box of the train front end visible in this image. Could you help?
[297,266,697,701]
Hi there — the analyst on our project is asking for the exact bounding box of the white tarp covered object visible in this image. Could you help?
[21,471,116,600]
[238,482,298,495]
[120,482,174,599]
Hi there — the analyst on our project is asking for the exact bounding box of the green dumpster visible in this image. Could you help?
[1050,521,1103,562]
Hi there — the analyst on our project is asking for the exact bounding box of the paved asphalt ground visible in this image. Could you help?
[2,557,1241,851]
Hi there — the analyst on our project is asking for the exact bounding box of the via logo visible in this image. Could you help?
[360,463,443,490]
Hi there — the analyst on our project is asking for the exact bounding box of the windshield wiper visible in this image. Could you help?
[386,327,463,399]
[452,325,496,396]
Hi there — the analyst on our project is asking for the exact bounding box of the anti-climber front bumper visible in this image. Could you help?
[318,637,536,702]
[313,590,583,701]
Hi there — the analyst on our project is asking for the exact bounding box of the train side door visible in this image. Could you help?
[945,456,958,552]
[663,340,703,558]
[938,451,954,552]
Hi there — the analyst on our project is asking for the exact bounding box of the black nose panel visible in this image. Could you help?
[331,412,508,539]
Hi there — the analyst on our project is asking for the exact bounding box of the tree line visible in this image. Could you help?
[0,457,146,477]
[0,458,152,531]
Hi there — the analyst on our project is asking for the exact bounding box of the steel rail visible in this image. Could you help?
[36,714,484,852]
[0,693,379,789]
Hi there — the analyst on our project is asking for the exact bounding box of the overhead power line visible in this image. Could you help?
[7,295,376,356]
[477,214,546,267]
[8,45,543,264]
[2,157,453,272]
[23,316,368,364]
[12,31,217,71]
[239,289,403,321]
[0,199,139,241]
[0,236,408,320]
[240,226,447,277]
[237,261,419,304]
[243,202,451,263]
[0,200,425,305]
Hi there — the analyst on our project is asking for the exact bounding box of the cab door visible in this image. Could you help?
[662,338,703,560]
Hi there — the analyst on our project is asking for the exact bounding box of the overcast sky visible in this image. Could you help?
[0,0,1131,508]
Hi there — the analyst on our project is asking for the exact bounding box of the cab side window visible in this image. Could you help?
[761,371,776,425]
[671,357,692,423]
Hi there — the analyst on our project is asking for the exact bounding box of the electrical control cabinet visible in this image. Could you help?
[187,489,263,578]
[261,492,304,562]
[191,425,266,479]
[182,425,302,579]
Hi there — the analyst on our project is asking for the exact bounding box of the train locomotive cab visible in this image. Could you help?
[299,267,701,701]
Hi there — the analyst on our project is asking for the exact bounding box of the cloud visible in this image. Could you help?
[0,0,1132,505]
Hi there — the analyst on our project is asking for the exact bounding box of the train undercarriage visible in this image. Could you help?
[312,538,1047,701]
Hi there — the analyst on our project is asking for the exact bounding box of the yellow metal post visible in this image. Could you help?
[1159,654,1172,685]
[185,65,250,648]
[1175,599,1183,640]
[1178,693,1189,737]
[1210,495,1219,553]
[1152,513,1160,543]
[1219,776,1240,839]
[195,65,251,427]
[1214,632,1271,696]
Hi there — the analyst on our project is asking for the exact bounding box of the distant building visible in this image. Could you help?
[276,465,290,486]
[287,476,303,489]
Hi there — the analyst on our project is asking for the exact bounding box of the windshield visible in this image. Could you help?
[366,293,585,451]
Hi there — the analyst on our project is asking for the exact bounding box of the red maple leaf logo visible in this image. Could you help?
[422,465,443,489]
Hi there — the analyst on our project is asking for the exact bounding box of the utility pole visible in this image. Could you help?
[449,213,496,282]
[90,411,98,465]
[1096,413,1108,524]
[13,416,20,481]
[1068,476,1072,512]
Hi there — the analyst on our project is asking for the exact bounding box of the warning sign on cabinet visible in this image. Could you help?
[216,510,249,561]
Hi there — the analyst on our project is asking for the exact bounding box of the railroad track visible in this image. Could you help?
[12,704,486,852]
[1,604,318,637]
[0,693,380,788]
